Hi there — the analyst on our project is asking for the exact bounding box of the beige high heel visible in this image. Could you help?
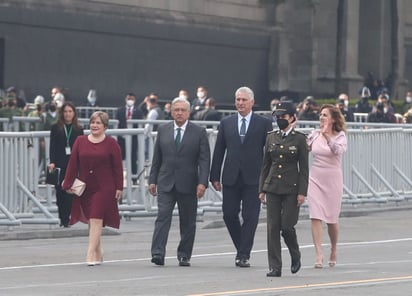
[314,256,323,269]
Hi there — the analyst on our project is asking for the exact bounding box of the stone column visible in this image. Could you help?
[341,0,364,98]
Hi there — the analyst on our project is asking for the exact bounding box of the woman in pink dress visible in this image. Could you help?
[62,111,123,265]
[306,104,347,269]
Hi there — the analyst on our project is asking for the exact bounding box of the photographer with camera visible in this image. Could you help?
[367,100,396,123]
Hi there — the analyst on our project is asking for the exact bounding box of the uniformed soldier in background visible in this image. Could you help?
[258,102,309,277]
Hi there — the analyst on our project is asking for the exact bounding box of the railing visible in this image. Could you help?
[1,118,412,228]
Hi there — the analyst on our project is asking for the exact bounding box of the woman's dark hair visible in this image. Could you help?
[57,101,82,130]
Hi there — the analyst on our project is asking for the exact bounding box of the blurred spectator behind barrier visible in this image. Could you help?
[116,93,144,183]
[41,101,58,130]
[336,98,354,122]
[27,95,46,131]
[163,102,172,120]
[178,89,190,101]
[144,93,165,161]
[354,86,373,113]
[297,96,319,121]
[190,86,209,119]
[402,91,412,114]
[6,86,26,109]
[79,89,100,118]
[367,101,396,123]
[193,97,221,122]
[377,94,394,113]
[403,105,412,123]
[0,94,24,130]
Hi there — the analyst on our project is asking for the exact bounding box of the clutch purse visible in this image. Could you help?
[46,168,61,186]
[67,178,86,196]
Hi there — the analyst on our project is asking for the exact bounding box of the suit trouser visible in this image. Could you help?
[55,185,73,226]
[151,187,198,260]
[266,192,301,270]
[222,176,260,259]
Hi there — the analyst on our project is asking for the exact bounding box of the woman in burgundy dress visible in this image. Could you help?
[62,111,123,265]
[306,104,347,269]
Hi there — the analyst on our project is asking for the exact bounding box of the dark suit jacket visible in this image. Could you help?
[149,121,210,194]
[210,113,273,186]
[116,105,144,128]
[193,108,222,121]
[49,123,84,183]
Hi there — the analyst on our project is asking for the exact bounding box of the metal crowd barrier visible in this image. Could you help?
[1,118,412,228]
[76,106,118,119]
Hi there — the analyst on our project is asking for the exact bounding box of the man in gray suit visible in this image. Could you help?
[149,97,210,267]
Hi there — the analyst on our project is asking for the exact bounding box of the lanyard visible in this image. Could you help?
[64,124,73,147]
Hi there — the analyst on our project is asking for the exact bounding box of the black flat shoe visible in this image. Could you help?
[151,255,164,266]
[178,257,191,267]
[266,269,282,277]
[291,259,301,274]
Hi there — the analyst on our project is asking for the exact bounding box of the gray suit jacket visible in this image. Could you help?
[149,121,210,194]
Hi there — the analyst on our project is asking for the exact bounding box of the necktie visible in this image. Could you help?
[175,127,182,148]
[240,118,246,143]
[127,107,132,119]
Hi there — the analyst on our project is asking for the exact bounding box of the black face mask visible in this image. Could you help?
[49,105,56,112]
[276,118,289,130]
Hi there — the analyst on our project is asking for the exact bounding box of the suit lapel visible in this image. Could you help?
[178,122,192,151]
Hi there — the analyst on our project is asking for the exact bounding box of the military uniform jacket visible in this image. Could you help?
[259,129,309,196]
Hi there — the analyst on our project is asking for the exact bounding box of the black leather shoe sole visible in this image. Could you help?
[179,258,191,267]
[266,269,282,277]
[291,260,301,274]
[237,259,250,268]
[151,256,164,266]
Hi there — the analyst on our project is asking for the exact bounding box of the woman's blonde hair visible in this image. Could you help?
[90,111,109,128]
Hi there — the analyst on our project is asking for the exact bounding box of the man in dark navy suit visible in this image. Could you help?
[210,86,273,267]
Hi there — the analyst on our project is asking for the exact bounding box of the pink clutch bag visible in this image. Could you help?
[64,178,86,196]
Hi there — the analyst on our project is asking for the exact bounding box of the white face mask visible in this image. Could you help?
[406,96,412,103]
[55,99,63,108]
[344,100,349,107]
[88,97,96,104]
[197,92,205,99]
[126,100,134,107]
[179,95,188,100]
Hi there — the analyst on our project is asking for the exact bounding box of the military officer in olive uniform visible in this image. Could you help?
[258,102,309,277]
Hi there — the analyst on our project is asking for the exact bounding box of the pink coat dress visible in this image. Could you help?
[306,130,347,223]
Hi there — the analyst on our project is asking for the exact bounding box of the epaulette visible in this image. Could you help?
[292,130,307,136]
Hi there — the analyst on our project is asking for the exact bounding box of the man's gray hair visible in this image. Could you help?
[235,86,254,101]
[171,97,191,110]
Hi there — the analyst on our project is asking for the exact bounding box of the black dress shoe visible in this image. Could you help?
[237,258,250,268]
[291,259,301,274]
[178,257,191,267]
[151,255,164,266]
[266,269,282,277]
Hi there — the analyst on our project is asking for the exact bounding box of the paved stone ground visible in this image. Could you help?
[0,200,411,295]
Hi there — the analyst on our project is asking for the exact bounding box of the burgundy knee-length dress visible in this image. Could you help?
[62,135,123,229]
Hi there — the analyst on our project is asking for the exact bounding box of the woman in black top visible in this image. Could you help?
[48,102,84,227]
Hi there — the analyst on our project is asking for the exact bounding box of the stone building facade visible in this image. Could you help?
[0,0,410,107]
